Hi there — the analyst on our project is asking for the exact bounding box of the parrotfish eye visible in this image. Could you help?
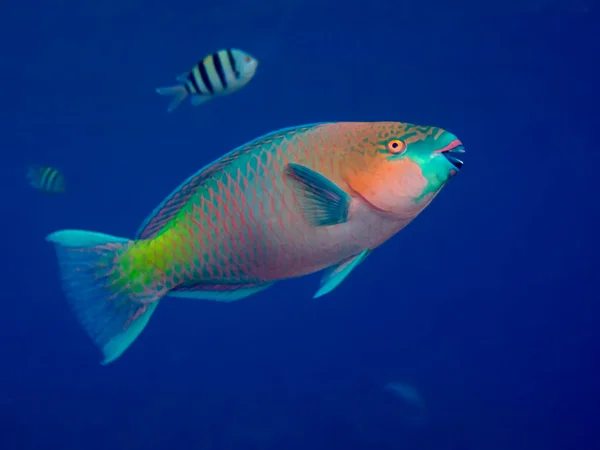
[244,55,252,63]
[387,139,406,155]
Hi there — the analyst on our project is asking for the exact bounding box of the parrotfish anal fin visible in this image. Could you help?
[314,249,371,298]
[285,163,351,227]
[168,281,273,303]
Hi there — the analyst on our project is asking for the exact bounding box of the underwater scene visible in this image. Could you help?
[2,0,599,449]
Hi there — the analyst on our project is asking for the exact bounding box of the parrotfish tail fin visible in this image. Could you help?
[155,84,189,113]
[46,230,166,365]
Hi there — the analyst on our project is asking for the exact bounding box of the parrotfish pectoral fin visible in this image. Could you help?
[156,84,189,113]
[46,230,165,365]
[285,163,351,227]
[168,282,274,302]
[314,249,371,298]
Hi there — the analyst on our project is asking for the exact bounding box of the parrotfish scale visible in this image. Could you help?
[136,144,257,241]
[136,170,207,240]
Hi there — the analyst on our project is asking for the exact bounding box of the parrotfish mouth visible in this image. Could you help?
[437,139,465,170]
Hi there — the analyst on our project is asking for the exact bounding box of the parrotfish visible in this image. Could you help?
[46,122,465,364]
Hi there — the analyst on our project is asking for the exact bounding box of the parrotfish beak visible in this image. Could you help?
[437,139,465,170]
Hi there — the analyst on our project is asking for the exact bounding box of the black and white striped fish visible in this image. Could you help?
[27,165,66,193]
[156,48,258,113]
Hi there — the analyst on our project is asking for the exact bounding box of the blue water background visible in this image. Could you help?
[1,1,599,449]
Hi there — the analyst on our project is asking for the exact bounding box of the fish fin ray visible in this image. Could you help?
[169,281,273,302]
[314,249,371,298]
[156,84,189,113]
[190,95,211,106]
[175,72,189,83]
[285,163,351,227]
[46,230,165,365]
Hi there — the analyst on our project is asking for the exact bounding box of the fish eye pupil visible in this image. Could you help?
[387,139,405,154]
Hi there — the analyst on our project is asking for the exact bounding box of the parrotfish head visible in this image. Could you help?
[342,122,464,218]
[231,48,258,81]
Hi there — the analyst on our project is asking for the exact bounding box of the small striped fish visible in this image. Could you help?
[27,165,65,193]
[156,48,258,112]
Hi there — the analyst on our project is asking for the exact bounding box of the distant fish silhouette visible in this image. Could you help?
[384,381,426,426]
[26,165,65,194]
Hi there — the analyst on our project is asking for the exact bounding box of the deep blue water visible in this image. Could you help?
[1,1,599,449]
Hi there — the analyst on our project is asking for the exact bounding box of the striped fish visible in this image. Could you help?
[156,48,258,112]
[27,165,65,193]
[46,121,465,364]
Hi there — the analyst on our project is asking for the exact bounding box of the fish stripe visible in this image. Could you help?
[226,49,240,78]
[198,58,215,94]
[219,49,234,82]
[41,168,51,189]
[205,55,224,92]
[47,169,58,190]
[189,68,203,94]
[212,52,228,89]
